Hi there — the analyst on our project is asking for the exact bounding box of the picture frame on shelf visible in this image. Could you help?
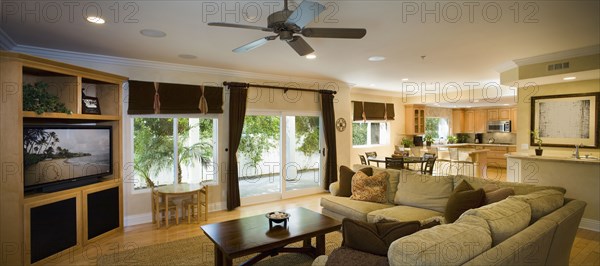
[530,92,599,148]
[82,95,101,115]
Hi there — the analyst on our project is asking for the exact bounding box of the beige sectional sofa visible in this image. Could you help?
[316,165,586,265]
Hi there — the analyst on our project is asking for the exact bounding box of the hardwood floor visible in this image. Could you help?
[46,191,599,265]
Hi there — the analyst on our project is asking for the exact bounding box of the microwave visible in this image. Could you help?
[487,120,511,132]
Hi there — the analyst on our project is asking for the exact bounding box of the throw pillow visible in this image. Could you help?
[444,180,485,223]
[485,187,515,205]
[338,166,373,197]
[342,218,421,256]
[350,171,387,203]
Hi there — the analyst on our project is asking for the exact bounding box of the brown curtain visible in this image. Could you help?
[227,85,248,210]
[321,91,338,189]
[352,101,395,121]
[128,80,223,114]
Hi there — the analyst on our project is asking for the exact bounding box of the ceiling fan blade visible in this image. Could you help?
[233,36,277,53]
[285,0,326,29]
[208,22,272,32]
[287,36,314,56]
[302,28,367,39]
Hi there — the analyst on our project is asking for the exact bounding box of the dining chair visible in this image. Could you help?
[359,154,368,165]
[449,148,474,175]
[152,188,179,228]
[419,153,436,174]
[385,157,404,170]
[182,185,208,223]
[421,155,437,175]
[365,151,378,166]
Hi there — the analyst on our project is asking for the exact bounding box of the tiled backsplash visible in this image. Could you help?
[460,133,516,144]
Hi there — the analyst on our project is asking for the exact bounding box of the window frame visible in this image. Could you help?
[351,120,391,148]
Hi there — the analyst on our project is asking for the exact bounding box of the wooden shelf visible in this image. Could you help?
[22,111,120,121]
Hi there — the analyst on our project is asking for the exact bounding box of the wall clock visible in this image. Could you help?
[335,118,347,132]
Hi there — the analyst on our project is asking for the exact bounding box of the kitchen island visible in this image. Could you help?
[506,153,600,231]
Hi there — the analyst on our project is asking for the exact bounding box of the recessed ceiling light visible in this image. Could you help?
[402,78,409,81]
[178,54,197,59]
[563,76,576,80]
[305,54,317,59]
[86,16,105,24]
[140,29,167,38]
[368,56,386,62]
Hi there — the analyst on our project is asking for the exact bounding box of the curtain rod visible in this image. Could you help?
[223,82,337,94]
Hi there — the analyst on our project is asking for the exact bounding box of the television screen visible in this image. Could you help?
[23,125,112,191]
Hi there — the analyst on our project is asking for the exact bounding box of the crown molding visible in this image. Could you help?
[494,61,518,73]
[0,28,16,50]
[514,44,600,66]
[10,44,343,87]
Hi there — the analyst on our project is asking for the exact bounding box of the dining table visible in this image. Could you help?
[367,156,426,169]
[154,183,207,227]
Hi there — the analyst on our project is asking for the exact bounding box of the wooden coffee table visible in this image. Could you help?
[201,207,341,266]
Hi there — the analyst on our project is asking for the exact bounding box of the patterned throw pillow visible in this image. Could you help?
[338,166,373,197]
[350,171,388,203]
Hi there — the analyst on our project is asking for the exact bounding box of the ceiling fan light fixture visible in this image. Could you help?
[368,56,386,62]
[140,29,167,38]
[86,16,105,24]
[305,54,317,59]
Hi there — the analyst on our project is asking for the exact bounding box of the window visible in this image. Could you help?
[425,117,449,141]
[352,122,389,146]
[132,117,217,189]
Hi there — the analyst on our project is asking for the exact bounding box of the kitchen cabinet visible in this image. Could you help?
[487,108,510,121]
[487,109,498,121]
[452,109,465,133]
[499,108,511,120]
[474,109,487,133]
[405,104,425,135]
[510,108,518,132]
[487,145,517,168]
[464,110,475,133]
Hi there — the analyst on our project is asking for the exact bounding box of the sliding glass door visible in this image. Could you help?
[239,113,323,205]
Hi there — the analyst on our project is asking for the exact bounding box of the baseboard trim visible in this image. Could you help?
[579,218,600,232]
[124,202,226,227]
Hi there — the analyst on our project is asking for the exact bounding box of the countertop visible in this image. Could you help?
[433,143,517,147]
[506,153,600,164]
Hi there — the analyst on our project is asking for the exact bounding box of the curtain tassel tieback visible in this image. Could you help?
[198,86,209,114]
[153,82,161,114]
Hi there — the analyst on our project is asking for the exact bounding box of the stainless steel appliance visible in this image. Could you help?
[487,120,511,133]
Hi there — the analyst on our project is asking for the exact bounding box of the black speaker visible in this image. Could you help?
[30,198,77,263]
[87,186,120,239]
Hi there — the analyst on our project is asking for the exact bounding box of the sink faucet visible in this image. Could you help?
[574,143,583,159]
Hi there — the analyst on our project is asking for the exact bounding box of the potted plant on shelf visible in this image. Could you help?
[401,137,413,148]
[424,134,434,146]
[531,129,543,156]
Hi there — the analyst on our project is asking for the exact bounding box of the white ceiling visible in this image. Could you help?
[1,0,598,105]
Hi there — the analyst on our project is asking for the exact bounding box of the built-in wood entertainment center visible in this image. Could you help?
[0,51,126,265]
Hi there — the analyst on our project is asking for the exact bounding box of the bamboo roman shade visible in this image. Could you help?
[352,101,395,121]
[128,80,223,114]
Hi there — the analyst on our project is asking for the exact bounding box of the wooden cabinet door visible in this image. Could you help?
[474,109,487,133]
[487,109,498,121]
[417,108,425,134]
[499,109,511,120]
[510,108,518,132]
[452,109,464,133]
[404,105,415,135]
[465,110,475,133]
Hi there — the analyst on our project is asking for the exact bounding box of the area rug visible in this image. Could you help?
[97,231,342,266]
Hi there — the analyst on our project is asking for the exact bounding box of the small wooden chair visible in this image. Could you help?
[365,152,378,166]
[182,186,208,223]
[359,154,368,165]
[421,154,437,175]
[152,188,179,228]
[385,157,404,170]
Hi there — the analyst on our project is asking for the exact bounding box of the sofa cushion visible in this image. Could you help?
[367,205,443,223]
[460,197,531,246]
[325,246,389,266]
[394,172,454,212]
[484,186,515,205]
[342,218,421,256]
[320,195,392,222]
[445,180,485,223]
[511,189,565,223]
[351,171,388,203]
[338,165,373,197]
[453,175,566,195]
[388,221,492,265]
[372,167,402,204]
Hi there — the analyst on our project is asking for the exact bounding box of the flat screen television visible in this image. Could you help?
[23,125,113,192]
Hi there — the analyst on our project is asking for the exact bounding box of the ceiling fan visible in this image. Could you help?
[207,0,367,56]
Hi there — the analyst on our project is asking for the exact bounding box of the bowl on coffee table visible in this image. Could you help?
[266,211,290,229]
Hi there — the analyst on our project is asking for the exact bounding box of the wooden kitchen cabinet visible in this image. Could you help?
[487,109,498,121]
[405,104,425,135]
[499,108,511,120]
[464,110,475,133]
[452,109,465,133]
[487,108,510,121]
[474,109,487,133]
[510,108,518,132]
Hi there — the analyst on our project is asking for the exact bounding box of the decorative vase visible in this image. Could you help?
[535,148,543,156]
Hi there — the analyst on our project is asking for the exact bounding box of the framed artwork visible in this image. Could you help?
[530,92,599,148]
[82,95,101,114]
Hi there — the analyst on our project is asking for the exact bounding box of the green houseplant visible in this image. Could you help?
[23,82,71,115]
[401,137,413,148]
[531,129,543,156]
[424,134,434,146]
[447,135,458,144]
